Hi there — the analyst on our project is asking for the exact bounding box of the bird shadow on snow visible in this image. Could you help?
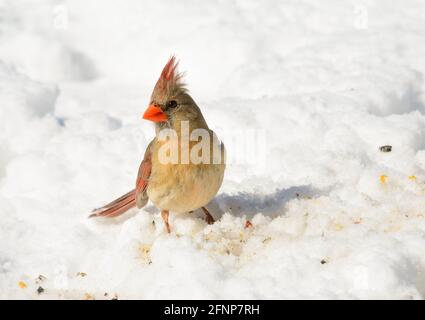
[203,185,323,221]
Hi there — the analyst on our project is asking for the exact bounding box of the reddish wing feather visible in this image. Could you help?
[135,140,153,208]
[136,152,151,196]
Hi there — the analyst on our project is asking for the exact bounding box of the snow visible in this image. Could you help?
[1,0,425,299]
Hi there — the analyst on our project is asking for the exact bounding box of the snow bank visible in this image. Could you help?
[1,0,425,299]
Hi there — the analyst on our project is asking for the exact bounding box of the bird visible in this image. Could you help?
[90,56,226,233]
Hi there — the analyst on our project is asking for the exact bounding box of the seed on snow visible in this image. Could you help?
[35,275,47,284]
[379,145,392,152]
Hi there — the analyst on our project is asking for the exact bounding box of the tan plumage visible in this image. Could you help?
[91,57,225,232]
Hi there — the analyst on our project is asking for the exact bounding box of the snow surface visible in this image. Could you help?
[1,0,425,299]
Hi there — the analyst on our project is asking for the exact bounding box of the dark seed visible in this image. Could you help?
[35,275,46,283]
[320,259,327,264]
[37,286,45,294]
[379,145,392,152]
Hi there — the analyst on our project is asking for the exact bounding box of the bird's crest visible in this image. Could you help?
[153,56,186,98]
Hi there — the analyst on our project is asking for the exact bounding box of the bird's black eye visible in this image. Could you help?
[166,100,177,109]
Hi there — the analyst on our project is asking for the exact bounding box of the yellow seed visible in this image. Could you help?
[380,175,387,183]
[408,175,417,180]
[138,244,152,264]
[334,223,344,231]
[138,244,151,258]
[18,281,27,289]
[83,293,94,300]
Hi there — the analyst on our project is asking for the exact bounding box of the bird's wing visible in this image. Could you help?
[135,139,154,208]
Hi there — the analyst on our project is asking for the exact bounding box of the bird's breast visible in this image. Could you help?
[147,161,225,213]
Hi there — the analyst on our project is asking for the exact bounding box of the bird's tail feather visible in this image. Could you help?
[89,189,136,218]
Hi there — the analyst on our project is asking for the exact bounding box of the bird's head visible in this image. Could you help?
[143,56,206,129]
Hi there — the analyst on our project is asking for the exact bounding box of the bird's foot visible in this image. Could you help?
[201,207,215,225]
[164,221,171,233]
[161,210,171,233]
[245,220,253,228]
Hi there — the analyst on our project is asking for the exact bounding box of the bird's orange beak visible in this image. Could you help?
[143,104,167,122]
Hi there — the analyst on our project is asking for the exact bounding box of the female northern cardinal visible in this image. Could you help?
[90,57,226,233]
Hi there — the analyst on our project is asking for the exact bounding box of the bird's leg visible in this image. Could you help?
[201,207,215,225]
[161,210,171,233]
